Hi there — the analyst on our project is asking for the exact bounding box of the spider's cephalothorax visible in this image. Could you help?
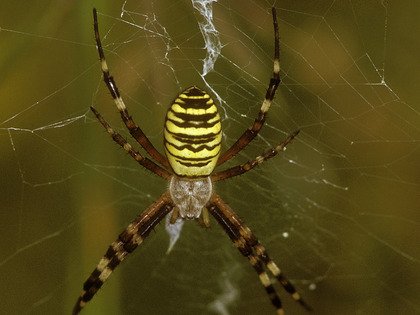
[169,175,212,220]
[73,8,312,315]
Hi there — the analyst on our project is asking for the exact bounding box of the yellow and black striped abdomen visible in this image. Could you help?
[164,86,222,177]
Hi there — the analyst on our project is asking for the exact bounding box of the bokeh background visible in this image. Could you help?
[1,1,419,314]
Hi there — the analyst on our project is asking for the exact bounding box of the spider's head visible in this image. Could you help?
[163,86,222,177]
[168,176,212,219]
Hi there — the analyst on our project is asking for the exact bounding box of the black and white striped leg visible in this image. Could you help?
[216,7,281,166]
[93,8,170,169]
[212,130,299,182]
[253,243,312,312]
[90,106,171,180]
[208,201,285,314]
[72,192,173,314]
[208,193,312,313]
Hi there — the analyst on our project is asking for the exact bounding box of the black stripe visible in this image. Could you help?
[173,99,214,110]
[170,109,217,122]
[83,269,101,291]
[167,117,220,129]
[175,159,212,167]
[165,144,220,162]
[123,239,139,253]
[171,135,218,145]
[173,102,214,111]
[108,255,122,270]
[83,285,99,302]
[165,141,220,153]
[104,245,117,259]
[182,86,207,96]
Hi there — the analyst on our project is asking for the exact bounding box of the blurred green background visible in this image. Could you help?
[1,1,419,315]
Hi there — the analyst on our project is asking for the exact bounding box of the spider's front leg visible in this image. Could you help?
[216,7,281,166]
[93,8,170,169]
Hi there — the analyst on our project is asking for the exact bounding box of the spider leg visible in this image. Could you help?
[208,193,312,313]
[73,192,173,314]
[93,8,170,170]
[90,106,171,180]
[216,7,280,167]
[208,201,285,314]
[211,130,299,182]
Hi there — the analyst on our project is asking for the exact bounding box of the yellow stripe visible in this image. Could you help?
[165,119,221,137]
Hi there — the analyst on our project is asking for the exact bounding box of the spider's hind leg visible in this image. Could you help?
[208,192,312,313]
[72,192,173,314]
[208,199,285,314]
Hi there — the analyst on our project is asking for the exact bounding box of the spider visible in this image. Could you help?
[73,7,312,315]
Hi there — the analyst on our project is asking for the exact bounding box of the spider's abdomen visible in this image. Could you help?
[164,86,222,177]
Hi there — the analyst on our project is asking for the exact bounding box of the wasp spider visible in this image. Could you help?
[73,8,311,315]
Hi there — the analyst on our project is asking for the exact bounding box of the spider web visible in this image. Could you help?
[1,1,419,314]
